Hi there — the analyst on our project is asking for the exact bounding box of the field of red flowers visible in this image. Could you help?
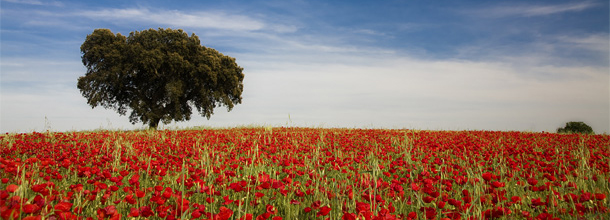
[1,127,608,219]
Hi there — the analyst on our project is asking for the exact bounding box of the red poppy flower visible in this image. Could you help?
[482,172,493,182]
[22,216,42,220]
[218,207,233,220]
[491,181,505,188]
[595,193,606,200]
[255,192,265,198]
[54,202,73,212]
[229,182,244,192]
[317,206,331,216]
[6,184,18,193]
[423,196,435,203]
[342,213,357,220]
[410,183,420,191]
[124,194,137,204]
[58,211,79,220]
[437,200,446,209]
[256,212,271,220]
[239,213,254,220]
[0,208,19,220]
[266,204,276,214]
[311,200,321,209]
[388,202,396,213]
[162,187,172,198]
[129,208,140,217]
[223,196,234,205]
[356,202,370,214]
[407,212,417,220]
[531,198,546,207]
[527,178,538,186]
[140,206,154,217]
[20,203,39,214]
[31,184,47,193]
[455,176,467,185]
[422,207,436,220]
[119,170,130,176]
[129,174,140,186]
[258,181,271,189]
[448,199,461,207]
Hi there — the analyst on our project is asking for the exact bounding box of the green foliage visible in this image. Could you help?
[78,28,244,129]
[557,121,594,134]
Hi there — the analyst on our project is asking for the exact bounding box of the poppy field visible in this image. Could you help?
[0,127,609,219]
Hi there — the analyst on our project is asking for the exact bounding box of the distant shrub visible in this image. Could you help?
[557,121,594,134]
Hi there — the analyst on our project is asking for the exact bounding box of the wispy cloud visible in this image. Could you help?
[470,1,598,18]
[3,0,63,6]
[353,29,386,36]
[74,8,296,33]
[454,32,610,70]
[0,58,81,84]
[558,34,610,53]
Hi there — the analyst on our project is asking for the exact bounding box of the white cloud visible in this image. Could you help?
[453,32,610,71]
[267,24,299,33]
[0,58,81,88]
[519,1,597,16]
[75,8,269,32]
[471,1,598,18]
[3,0,63,6]
[353,29,386,36]
[0,90,146,132]
[558,34,610,53]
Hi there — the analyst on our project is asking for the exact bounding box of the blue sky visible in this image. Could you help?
[1,0,609,133]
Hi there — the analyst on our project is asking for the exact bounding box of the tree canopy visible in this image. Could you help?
[557,121,594,134]
[78,28,244,129]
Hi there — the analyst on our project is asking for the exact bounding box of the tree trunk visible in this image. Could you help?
[149,118,160,130]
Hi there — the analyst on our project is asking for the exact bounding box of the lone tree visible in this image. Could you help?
[78,28,244,129]
[557,121,594,134]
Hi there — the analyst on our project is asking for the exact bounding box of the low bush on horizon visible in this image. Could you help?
[0,128,608,219]
[557,122,595,135]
